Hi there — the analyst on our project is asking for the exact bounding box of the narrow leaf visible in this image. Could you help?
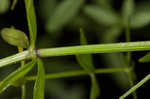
[46,0,84,32]
[101,26,122,43]
[76,29,95,73]
[0,60,36,93]
[24,0,37,49]
[11,0,18,10]
[76,29,100,99]
[96,0,112,9]
[131,11,150,29]
[84,5,120,26]
[122,0,134,26]
[122,0,134,19]
[90,74,100,99]
[101,27,130,89]
[39,0,57,20]
[0,0,10,14]
[139,52,150,63]
[33,58,45,99]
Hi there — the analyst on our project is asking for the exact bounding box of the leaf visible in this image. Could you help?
[46,0,84,32]
[0,0,10,14]
[33,58,45,99]
[76,29,100,99]
[24,0,37,49]
[90,74,100,99]
[100,27,130,89]
[84,5,120,26]
[139,52,150,63]
[39,0,57,21]
[11,77,26,87]
[131,11,150,29]
[0,60,36,93]
[101,26,122,43]
[1,28,29,48]
[122,0,134,26]
[11,0,18,10]
[96,0,112,9]
[76,29,95,73]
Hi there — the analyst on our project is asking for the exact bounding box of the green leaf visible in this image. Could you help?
[39,0,57,21]
[33,58,45,99]
[76,29,100,99]
[0,60,36,93]
[122,0,134,26]
[101,26,122,43]
[76,29,95,73]
[90,74,100,99]
[0,0,10,14]
[46,0,84,32]
[24,0,37,49]
[131,11,150,29]
[100,27,130,89]
[84,5,120,26]
[96,0,112,9]
[11,77,26,87]
[139,52,150,63]
[11,0,18,10]
[1,28,29,48]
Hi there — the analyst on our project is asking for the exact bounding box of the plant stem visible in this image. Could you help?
[18,47,26,99]
[125,21,137,99]
[1,41,150,68]
[125,23,131,63]
[25,68,128,81]
[119,74,150,99]
[21,85,26,99]
[39,41,150,57]
[0,51,29,68]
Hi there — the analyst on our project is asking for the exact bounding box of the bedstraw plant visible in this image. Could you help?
[0,0,150,99]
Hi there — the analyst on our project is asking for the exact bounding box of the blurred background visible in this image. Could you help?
[0,0,150,99]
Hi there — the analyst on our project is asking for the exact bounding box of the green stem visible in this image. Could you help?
[18,47,26,99]
[39,41,150,57]
[1,41,150,68]
[21,85,26,99]
[125,23,132,63]
[0,51,29,68]
[25,68,128,81]
[125,21,137,99]
[127,72,137,99]
[119,74,150,99]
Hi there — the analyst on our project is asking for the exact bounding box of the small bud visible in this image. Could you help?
[1,28,29,48]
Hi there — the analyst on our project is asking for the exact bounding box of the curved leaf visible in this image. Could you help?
[131,11,150,29]
[84,5,120,26]
[11,0,18,10]
[95,0,112,9]
[33,58,45,99]
[122,0,134,26]
[76,29,95,73]
[139,52,150,63]
[101,26,122,43]
[76,29,100,99]
[1,28,29,48]
[46,0,84,32]
[0,60,36,93]
[24,0,37,49]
